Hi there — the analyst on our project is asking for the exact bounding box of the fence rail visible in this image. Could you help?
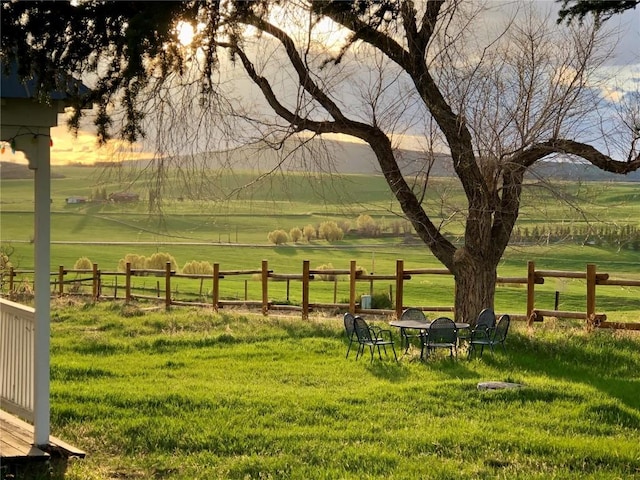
[3,260,640,330]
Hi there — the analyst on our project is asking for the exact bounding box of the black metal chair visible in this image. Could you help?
[343,312,357,358]
[468,314,510,358]
[421,317,458,359]
[461,308,496,345]
[353,316,398,362]
[477,308,496,330]
[399,308,428,353]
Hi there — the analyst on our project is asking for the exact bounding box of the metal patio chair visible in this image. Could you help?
[343,312,357,358]
[468,314,510,358]
[353,316,398,362]
[462,308,496,345]
[399,307,428,353]
[421,317,458,360]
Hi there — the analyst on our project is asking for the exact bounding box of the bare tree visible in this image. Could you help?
[2,0,639,323]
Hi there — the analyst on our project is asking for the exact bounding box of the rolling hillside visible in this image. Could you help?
[2,137,639,182]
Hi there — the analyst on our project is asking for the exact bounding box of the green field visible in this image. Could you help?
[2,167,640,479]
[1,165,639,321]
[19,302,640,479]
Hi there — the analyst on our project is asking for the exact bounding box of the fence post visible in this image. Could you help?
[58,265,64,296]
[92,263,99,300]
[586,263,596,323]
[213,263,219,312]
[125,262,131,304]
[395,259,404,320]
[165,262,172,310]
[349,260,356,314]
[261,260,269,316]
[302,260,310,320]
[527,261,535,326]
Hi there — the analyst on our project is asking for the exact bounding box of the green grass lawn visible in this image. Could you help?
[36,301,640,480]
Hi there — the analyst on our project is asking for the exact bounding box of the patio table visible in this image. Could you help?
[389,318,470,354]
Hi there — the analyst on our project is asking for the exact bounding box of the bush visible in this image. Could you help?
[268,230,289,245]
[315,263,336,281]
[356,214,380,237]
[289,227,303,243]
[319,221,344,242]
[356,265,369,276]
[371,291,393,309]
[1,248,13,288]
[117,254,147,272]
[73,256,93,270]
[146,252,178,272]
[303,224,316,241]
[182,260,213,275]
[337,220,351,234]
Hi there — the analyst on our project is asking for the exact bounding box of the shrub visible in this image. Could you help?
[337,220,351,234]
[0,248,13,288]
[73,256,93,270]
[289,227,303,243]
[117,254,147,272]
[145,252,178,272]
[268,230,289,245]
[315,263,336,281]
[182,260,213,275]
[356,265,369,276]
[356,214,380,236]
[319,221,344,242]
[371,291,393,309]
[303,224,316,241]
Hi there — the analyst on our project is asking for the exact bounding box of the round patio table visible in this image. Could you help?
[389,318,470,353]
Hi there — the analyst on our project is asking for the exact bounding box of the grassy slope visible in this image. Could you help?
[45,302,640,480]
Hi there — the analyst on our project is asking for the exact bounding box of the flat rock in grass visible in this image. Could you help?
[477,381,524,391]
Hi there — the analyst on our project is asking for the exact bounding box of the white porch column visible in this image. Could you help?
[27,131,52,446]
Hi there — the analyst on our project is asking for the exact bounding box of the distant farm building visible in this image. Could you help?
[65,196,87,204]
[109,192,139,203]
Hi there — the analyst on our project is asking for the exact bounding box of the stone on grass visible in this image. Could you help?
[477,381,524,391]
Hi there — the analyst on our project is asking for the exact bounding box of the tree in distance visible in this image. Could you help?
[3,1,639,323]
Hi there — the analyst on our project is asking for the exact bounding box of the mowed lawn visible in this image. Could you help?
[45,301,640,480]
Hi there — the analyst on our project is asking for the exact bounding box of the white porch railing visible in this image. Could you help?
[0,297,35,421]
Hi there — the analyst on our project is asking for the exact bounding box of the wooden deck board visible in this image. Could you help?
[0,409,85,464]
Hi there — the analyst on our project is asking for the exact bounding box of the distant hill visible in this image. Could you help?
[526,160,640,183]
[0,161,66,179]
[4,137,637,183]
[187,138,640,183]
[188,139,455,177]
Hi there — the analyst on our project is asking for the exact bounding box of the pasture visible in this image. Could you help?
[37,301,640,479]
[1,165,640,479]
[2,164,639,321]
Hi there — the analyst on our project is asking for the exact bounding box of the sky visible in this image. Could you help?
[1,1,638,166]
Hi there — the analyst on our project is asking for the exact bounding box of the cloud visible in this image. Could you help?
[49,117,154,165]
[592,63,640,104]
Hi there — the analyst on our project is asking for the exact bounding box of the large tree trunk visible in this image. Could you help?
[451,247,498,326]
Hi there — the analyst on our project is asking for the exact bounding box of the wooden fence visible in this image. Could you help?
[4,260,640,330]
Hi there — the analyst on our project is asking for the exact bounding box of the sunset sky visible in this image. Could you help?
[1,2,638,167]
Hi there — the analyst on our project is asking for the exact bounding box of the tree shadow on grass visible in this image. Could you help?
[484,329,640,416]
